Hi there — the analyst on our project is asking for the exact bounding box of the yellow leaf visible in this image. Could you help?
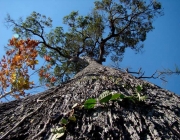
[34,60,38,64]
[11,72,17,82]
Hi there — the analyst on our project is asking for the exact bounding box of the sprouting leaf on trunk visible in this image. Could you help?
[110,93,125,100]
[136,85,143,93]
[99,91,112,103]
[60,118,68,125]
[84,98,97,109]
[68,116,76,122]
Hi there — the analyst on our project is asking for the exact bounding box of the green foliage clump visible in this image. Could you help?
[5,0,162,87]
[84,85,147,109]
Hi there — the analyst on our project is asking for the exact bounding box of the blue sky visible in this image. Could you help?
[0,0,179,96]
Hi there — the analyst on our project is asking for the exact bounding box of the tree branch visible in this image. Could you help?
[125,68,167,83]
[6,17,71,59]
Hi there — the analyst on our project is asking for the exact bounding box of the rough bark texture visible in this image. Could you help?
[0,60,180,140]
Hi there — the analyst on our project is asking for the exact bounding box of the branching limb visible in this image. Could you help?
[126,68,167,82]
[5,15,71,59]
[125,68,158,79]
[0,90,14,100]
[158,67,180,76]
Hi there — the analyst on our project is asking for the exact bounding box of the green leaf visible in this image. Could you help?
[136,92,140,101]
[60,118,68,125]
[53,133,64,139]
[119,94,125,99]
[51,127,65,140]
[51,128,57,134]
[68,116,76,121]
[136,85,143,92]
[139,95,147,101]
[110,93,121,100]
[84,98,97,109]
[125,96,136,103]
[99,94,112,103]
[99,91,111,99]
[99,91,112,103]
[51,126,65,134]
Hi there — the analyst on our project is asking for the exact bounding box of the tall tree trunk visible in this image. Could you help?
[0,59,180,140]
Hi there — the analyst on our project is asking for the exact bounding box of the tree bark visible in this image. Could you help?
[0,59,180,140]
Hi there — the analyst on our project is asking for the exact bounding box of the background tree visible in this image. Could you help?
[2,0,162,99]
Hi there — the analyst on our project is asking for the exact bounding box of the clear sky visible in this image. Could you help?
[0,0,179,96]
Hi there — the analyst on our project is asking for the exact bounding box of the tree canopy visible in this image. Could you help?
[0,0,162,100]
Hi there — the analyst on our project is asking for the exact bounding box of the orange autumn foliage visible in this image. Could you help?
[44,55,51,61]
[38,63,57,85]
[0,37,39,99]
[0,37,58,100]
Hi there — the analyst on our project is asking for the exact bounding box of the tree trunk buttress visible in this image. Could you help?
[0,60,180,140]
